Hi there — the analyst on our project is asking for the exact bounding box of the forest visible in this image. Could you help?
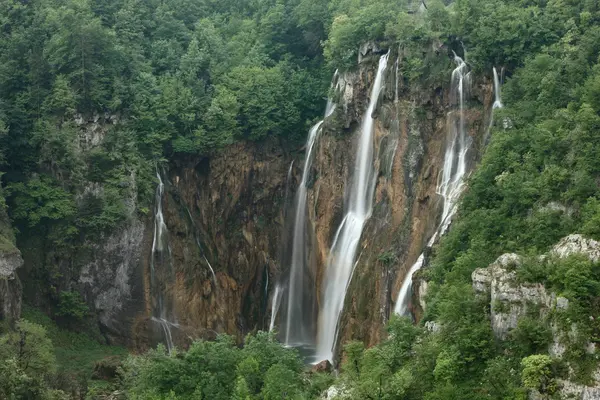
[2,0,600,399]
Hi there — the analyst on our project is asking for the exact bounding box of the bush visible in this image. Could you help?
[56,291,89,321]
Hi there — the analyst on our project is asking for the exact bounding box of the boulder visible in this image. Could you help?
[312,359,333,374]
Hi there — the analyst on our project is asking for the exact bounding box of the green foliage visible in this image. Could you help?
[7,176,76,229]
[521,355,557,395]
[55,291,89,321]
[122,331,308,400]
[21,306,127,378]
[0,319,70,399]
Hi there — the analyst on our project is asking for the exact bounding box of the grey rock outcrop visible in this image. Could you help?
[474,235,600,399]
[79,219,145,343]
[551,234,600,262]
[472,253,552,339]
[0,246,23,322]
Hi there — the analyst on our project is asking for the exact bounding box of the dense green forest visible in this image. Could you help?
[2,0,600,398]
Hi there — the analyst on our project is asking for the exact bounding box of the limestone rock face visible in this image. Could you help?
[473,236,600,341]
[312,359,333,373]
[78,219,146,344]
[472,253,552,339]
[474,235,600,399]
[0,245,23,322]
[551,234,600,262]
[0,195,23,323]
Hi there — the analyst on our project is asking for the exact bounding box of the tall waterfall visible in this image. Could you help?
[394,53,472,316]
[316,53,389,362]
[282,120,324,346]
[150,170,178,352]
[274,72,339,345]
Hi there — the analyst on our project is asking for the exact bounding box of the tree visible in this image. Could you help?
[521,355,557,396]
[261,363,302,400]
[0,320,57,385]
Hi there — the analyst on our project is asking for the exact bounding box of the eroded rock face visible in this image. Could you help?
[0,202,23,323]
[473,236,600,340]
[474,235,600,399]
[0,246,23,322]
[145,141,293,346]
[319,51,492,351]
[79,219,146,344]
[312,359,333,373]
[551,234,600,262]
[473,253,553,339]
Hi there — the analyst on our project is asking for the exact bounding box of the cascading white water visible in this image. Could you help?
[493,67,503,110]
[151,171,168,278]
[275,72,339,346]
[203,255,217,284]
[394,52,472,317]
[315,53,389,362]
[325,70,338,118]
[150,170,177,352]
[283,121,324,346]
[395,56,399,103]
[438,53,471,236]
[184,202,217,285]
[269,284,283,332]
[151,317,179,352]
[484,67,504,145]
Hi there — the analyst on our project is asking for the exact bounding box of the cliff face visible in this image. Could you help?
[472,235,600,400]
[15,46,494,352]
[144,141,293,346]
[306,47,493,349]
[0,195,23,323]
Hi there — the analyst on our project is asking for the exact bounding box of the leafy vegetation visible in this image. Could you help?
[2,0,600,398]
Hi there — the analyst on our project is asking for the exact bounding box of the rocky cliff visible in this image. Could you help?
[15,45,495,353]
[305,45,493,351]
[473,235,600,400]
[0,191,23,324]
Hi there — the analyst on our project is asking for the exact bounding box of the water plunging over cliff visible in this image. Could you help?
[493,67,503,110]
[151,170,178,352]
[394,53,472,316]
[316,53,389,362]
[269,284,283,332]
[273,72,339,347]
[281,121,323,346]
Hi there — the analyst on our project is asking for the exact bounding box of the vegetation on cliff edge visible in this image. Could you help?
[2,0,600,399]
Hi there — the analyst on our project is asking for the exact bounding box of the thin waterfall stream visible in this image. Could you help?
[315,53,390,363]
[150,170,179,352]
[395,57,504,316]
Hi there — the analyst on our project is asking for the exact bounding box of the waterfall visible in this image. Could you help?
[269,284,283,332]
[150,170,177,352]
[282,120,324,346]
[182,193,217,285]
[493,67,503,110]
[484,68,505,148]
[394,57,399,103]
[394,254,424,315]
[203,255,217,284]
[315,53,389,362]
[394,52,472,317]
[276,71,340,347]
[325,69,338,118]
[151,171,169,276]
